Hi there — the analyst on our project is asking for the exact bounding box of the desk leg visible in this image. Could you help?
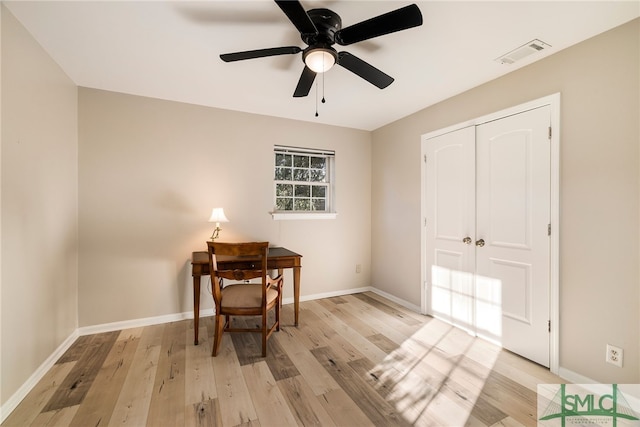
[278,268,284,308]
[293,266,300,326]
[193,275,201,345]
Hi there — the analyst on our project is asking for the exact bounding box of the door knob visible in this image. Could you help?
[475,239,485,247]
[462,236,472,245]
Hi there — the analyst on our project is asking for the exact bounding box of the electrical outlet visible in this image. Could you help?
[355,264,362,274]
[606,344,623,368]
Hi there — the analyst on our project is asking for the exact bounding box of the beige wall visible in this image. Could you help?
[78,88,372,327]
[372,19,640,383]
[1,5,78,406]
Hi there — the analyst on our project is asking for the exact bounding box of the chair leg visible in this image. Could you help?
[275,299,281,332]
[212,314,224,357]
[261,311,268,357]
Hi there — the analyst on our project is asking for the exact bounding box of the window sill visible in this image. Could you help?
[271,212,337,220]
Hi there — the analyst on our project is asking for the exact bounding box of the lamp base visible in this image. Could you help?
[210,227,221,241]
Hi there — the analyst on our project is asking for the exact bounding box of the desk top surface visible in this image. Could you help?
[191,246,302,265]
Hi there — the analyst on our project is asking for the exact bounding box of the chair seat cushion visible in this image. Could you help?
[221,284,279,309]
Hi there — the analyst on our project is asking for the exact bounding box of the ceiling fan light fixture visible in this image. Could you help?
[304,48,337,73]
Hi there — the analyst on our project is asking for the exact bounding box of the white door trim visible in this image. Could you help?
[420,93,560,374]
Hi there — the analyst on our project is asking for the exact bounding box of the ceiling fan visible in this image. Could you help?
[220,1,423,97]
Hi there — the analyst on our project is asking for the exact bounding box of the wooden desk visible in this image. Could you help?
[191,247,302,345]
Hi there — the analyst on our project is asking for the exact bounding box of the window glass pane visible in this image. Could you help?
[294,199,310,211]
[311,186,326,197]
[276,153,292,167]
[276,198,293,211]
[276,183,293,196]
[294,185,310,198]
[309,168,326,182]
[310,157,325,169]
[293,169,309,182]
[275,167,292,180]
[312,199,326,211]
[293,155,309,168]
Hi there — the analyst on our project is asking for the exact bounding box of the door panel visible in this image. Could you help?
[425,126,475,331]
[487,133,531,249]
[476,106,551,367]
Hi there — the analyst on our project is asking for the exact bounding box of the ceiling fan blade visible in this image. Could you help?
[220,46,301,62]
[335,4,423,46]
[337,51,394,89]
[293,66,316,97]
[274,0,318,36]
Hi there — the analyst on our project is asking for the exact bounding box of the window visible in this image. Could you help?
[273,146,336,219]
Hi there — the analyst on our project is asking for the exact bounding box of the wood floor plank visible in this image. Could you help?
[352,292,422,326]
[241,361,298,427]
[316,298,380,337]
[362,291,427,321]
[477,370,539,427]
[228,316,264,365]
[339,295,416,343]
[108,323,164,427]
[55,336,92,364]
[68,327,142,427]
[295,303,365,362]
[43,331,120,412]
[185,398,223,427]
[311,346,411,427]
[366,333,399,353]
[273,326,340,396]
[211,335,258,426]
[489,416,527,427]
[146,321,187,426]
[264,336,300,381]
[30,405,80,426]
[318,388,375,427]
[185,325,217,405]
[306,299,388,364]
[1,362,75,427]
[277,375,337,427]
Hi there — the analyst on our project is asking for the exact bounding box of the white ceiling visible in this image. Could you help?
[5,1,639,131]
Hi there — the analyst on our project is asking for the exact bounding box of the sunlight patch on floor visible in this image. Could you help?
[371,319,501,425]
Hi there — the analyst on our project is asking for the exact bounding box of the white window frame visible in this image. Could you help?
[271,145,337,220]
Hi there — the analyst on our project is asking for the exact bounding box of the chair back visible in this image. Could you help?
[206,241,269,303]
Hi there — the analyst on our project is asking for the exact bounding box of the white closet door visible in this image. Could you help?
[424,126,476,331]
[475,106,551,367]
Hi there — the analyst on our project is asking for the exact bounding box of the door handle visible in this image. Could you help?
[462,236,472,245]
[475,239,485,247]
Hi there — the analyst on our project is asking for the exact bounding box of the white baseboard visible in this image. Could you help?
[557,367,598,384]
[367,287,423,313]
[77,308,215,336]
[282,286,373,305]
[1,329,79,424]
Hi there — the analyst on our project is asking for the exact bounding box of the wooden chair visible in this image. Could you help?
[207,241,283,357]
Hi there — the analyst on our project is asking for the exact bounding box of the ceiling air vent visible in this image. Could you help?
[495,39,551,65]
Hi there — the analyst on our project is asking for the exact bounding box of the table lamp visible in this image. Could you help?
[208,208,229,241]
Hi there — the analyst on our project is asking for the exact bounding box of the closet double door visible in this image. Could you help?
[424,106,551,367]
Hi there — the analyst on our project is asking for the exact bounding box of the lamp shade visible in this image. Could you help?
[208,208,229,223]
[304,48,336,73]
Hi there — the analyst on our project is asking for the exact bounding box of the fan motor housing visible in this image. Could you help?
[303,9,342,45]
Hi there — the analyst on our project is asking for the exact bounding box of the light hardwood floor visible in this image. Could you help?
[2,292,564,427]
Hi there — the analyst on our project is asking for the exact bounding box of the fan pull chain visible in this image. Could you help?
[322,71,326,104]
[315,80,319,117]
